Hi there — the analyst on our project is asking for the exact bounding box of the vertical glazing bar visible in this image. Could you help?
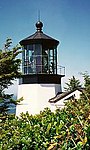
[53,49,54,74]
[56,47,57,74]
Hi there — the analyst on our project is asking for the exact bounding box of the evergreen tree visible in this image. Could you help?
[0,38,22,113]
[64,76,82,91]
[82,72,90,100]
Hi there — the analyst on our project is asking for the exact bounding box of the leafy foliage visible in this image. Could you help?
[0,91,90,149]
[0,38,22,113]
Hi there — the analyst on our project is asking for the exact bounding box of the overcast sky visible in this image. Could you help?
[0,0,90,93]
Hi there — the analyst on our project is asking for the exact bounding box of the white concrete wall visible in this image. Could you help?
[16,84,61,116]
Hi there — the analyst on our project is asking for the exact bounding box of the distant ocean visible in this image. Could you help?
[8,105,16,114]
[8,95,16,114]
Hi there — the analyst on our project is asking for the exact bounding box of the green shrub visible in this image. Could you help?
[0,96,90,150]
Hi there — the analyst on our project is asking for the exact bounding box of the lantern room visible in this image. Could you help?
[20,21,59,75]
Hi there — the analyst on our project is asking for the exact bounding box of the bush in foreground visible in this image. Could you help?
[0,96,90,149]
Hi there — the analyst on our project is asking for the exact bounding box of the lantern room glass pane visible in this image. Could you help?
[42,49,48,73]
[22,44,42,74]
[34,44,42,73]
[22,45,34,74]
[48,48,57,74]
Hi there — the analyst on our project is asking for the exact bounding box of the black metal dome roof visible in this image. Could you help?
[20,21,59,49]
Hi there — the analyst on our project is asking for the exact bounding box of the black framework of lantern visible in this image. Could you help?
[19,21,65,84]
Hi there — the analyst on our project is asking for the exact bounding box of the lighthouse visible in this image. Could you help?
[16,20,65,116]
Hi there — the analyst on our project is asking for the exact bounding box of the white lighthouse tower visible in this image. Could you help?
[16,21,65,116]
